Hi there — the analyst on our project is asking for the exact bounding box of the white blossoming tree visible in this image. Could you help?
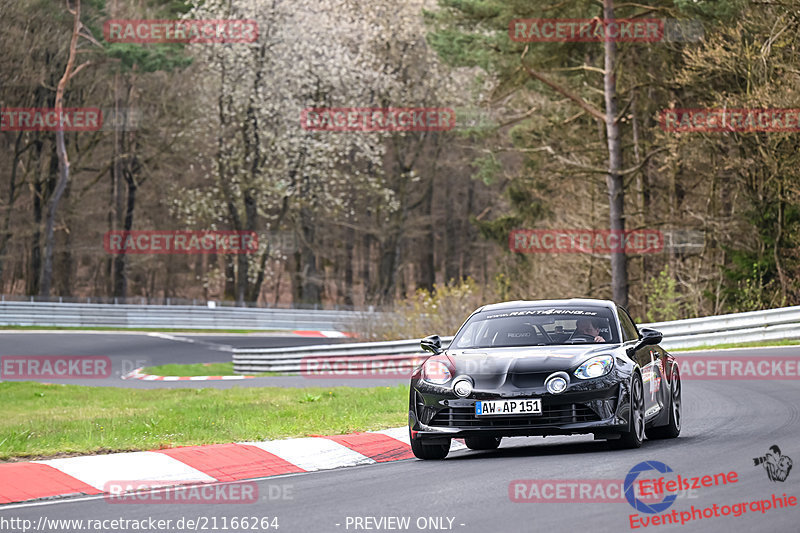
[176,0,457,305]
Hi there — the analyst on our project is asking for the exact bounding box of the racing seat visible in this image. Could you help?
[491,323,541,346]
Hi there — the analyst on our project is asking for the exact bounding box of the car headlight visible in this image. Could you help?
[574,355,614,379]
[422,359,453,385]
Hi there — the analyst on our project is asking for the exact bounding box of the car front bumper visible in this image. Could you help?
[409,377,632,441]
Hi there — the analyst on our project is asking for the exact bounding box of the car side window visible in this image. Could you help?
[618,307,640,342]
[455,322,478,348]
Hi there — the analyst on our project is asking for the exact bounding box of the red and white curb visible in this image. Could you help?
[0,428,466,505]
[292,330,353,338]
[122,367,256,381]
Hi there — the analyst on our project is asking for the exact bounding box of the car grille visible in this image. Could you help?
[429,403,601,428]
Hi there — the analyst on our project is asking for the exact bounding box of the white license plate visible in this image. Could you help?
[475,399,542,416]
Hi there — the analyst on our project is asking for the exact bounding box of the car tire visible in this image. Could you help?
[410,430,450,460]
[611,372,645,449]
[465,436,502,450]
[646,369,681,440]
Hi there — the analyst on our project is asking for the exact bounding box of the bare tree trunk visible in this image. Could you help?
[774,178,788,303]
[235,190,255,306]
[461,179,475,278]
[418,137,445,292]
[111,72,125,297]
[28,142,54,296]
[56,182,73,295]
[444,172,460,282]
[632,91,652,314]
[41,0,85,297]
[0,132,25,281]
[299,207,322,305]
[28,174,43,296]
[603,0,627,307]
[247,244,270,304]
[344,225,355,306]
[418,174,435,292]
[361,232,373,304]
[224,255,236,301]
[378,234,398,304]
[114,163,138,298]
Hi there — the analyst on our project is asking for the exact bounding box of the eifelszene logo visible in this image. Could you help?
[625,461,678,514]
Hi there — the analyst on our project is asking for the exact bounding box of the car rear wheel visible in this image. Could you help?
[410,430,450,460]
[611,372,645,449]
[646,369,681,440]
[465,436,502,450]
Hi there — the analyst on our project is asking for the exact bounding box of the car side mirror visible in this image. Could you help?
[421,335,442,355]
[638,328,663,347]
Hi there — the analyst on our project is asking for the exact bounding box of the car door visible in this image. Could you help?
[618,307,663,417]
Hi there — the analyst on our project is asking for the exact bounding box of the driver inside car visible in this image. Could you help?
[572,317,605,343]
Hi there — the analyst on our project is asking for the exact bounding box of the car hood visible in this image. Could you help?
[445,344,618,381]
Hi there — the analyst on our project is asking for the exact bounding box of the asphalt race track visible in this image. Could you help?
[0,331,360,388]
[1,340,799,532]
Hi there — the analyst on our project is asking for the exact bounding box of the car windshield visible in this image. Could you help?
[451,306,620,349]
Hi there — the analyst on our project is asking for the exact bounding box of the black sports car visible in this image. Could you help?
[408,299,681,459]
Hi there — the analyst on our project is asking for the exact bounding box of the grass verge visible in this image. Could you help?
[139,362,281,377]
[673,339,800,351]
[0,382,408,462]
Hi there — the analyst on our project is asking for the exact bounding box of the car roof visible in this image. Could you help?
[476,298,617,313]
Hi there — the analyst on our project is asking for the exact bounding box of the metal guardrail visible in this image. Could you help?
[643,306,800,349]
[0,301,364,331]
[0,294,370,310]
[233,306,800,373]
[234,338,454,373]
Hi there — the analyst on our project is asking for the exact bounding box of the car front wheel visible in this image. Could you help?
[410,430,450,460]
[465,436,502,450]
[610,372,645,449]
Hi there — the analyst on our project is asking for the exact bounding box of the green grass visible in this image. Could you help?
[0,325,279,333]
[140,362,282,377]
[673,339,800,351]
[0,382,408,461]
